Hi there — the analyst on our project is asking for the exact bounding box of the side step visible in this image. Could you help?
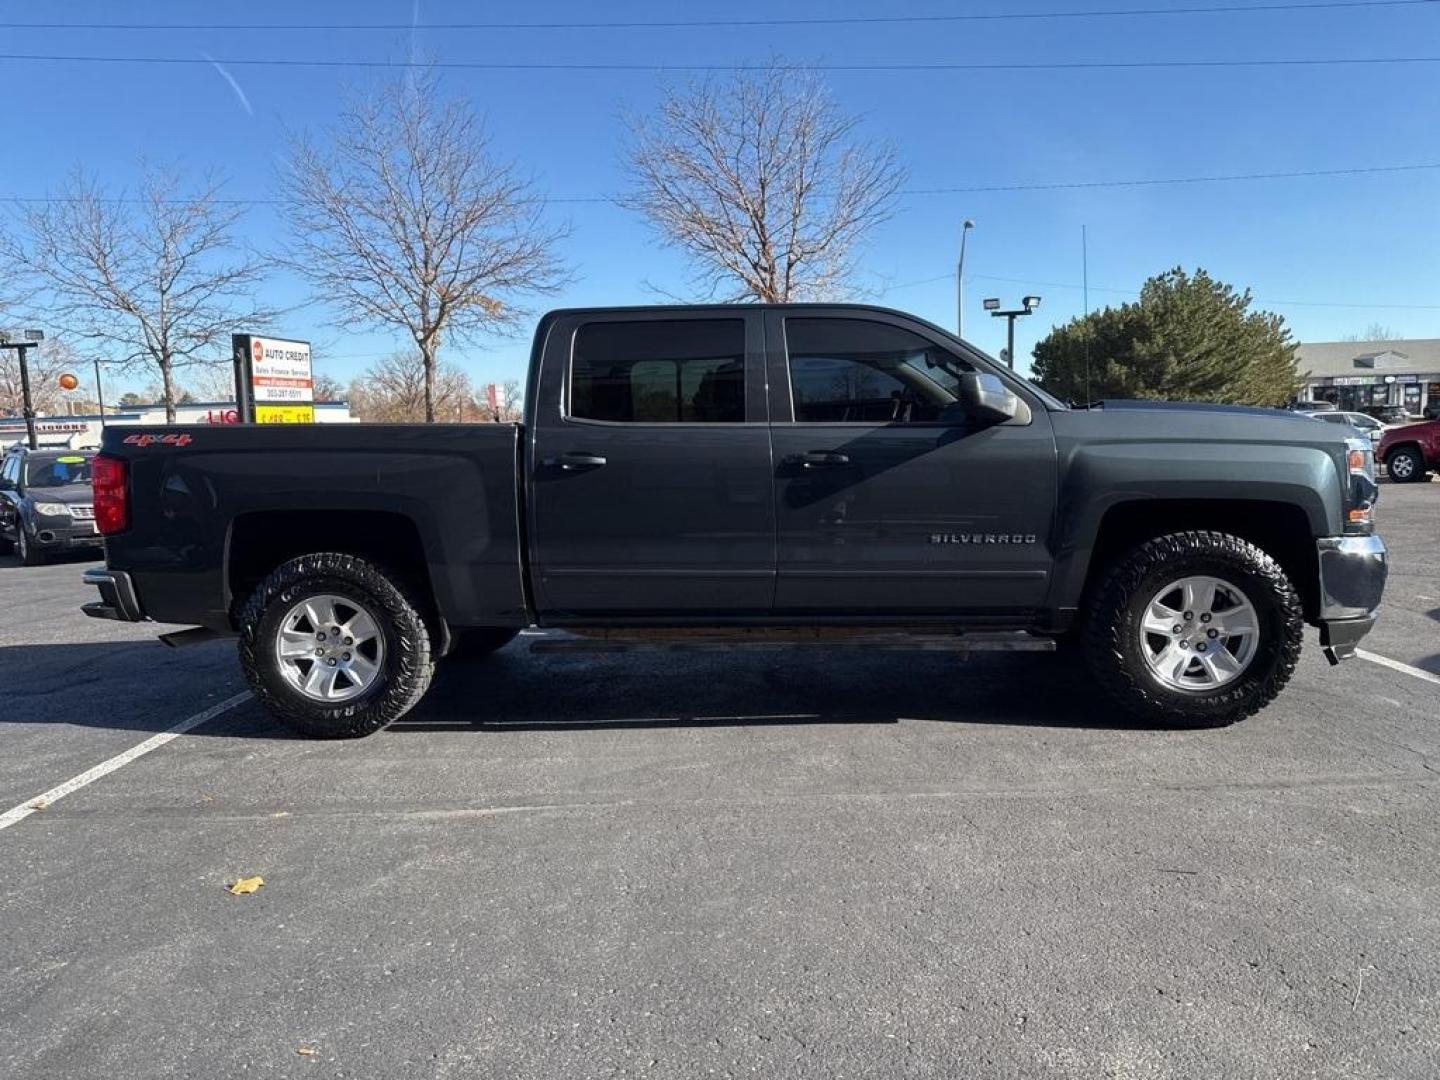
[529,630,1055,655]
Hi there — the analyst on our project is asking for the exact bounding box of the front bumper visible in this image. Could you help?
[30,520,103,549]
[81,568,146,622]
[1315,535,1387,664]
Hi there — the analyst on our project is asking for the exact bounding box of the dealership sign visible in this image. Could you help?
[231,334,314,423]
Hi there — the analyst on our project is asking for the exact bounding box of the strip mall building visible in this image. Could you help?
[1296,338,1440,415]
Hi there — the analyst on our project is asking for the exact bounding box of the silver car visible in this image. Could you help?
[1301,409,1387,446]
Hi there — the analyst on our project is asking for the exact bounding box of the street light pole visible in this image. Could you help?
[0,329,46,449]
[94,358,107,427]
[957,219,974,338]
[982,297,1042,369]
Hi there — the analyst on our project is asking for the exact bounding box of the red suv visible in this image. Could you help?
[1377,420,1440,483]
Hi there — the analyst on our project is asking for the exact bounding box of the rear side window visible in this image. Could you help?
[570,319,746,423]
[785,318,973,424]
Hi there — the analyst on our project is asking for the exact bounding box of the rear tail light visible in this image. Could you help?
[92,453,129,535]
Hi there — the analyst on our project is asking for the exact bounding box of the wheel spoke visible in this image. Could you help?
[302,663,330,697]
[1141,600,1181,637]
[347,653,379,686]
[278,630,316,658]
[1210,609,1255,637]
[344,609,379,645]
[302,599,331,633]
[1182,577,1217,617]
[1200,648,1242,682]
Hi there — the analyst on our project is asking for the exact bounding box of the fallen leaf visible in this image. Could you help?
[227,875,264,895]
[29,797,48,811]
[297,1047,317,1057]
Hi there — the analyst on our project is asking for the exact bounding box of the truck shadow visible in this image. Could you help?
[396,646,1148,733]
[0,641,1172,736]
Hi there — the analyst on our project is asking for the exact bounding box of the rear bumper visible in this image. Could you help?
[81,568,146,622]
[1315,535,1387,663]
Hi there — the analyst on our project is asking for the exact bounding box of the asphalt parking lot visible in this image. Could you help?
[2,481,1438,1080]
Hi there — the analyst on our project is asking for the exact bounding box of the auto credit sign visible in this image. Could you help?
[232,334,314,423]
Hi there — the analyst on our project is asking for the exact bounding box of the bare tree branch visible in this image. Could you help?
[623,64,904,303]
[0,166,277,422]
[344,351,477,422]
[277,67,569,422]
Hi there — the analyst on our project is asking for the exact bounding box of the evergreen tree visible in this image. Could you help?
[1031,268,1301,406]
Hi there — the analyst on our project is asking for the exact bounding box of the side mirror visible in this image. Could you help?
[959,372,1018,424]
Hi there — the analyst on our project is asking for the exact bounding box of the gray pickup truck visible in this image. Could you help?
[82,304,1387,737]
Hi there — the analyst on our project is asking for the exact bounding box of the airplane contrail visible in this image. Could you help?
[202,51,253,116]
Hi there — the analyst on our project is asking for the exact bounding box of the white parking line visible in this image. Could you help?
[1357,649,1440,689]
[0,691,252,833]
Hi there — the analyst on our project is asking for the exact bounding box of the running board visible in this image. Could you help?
[529,630,1055,655]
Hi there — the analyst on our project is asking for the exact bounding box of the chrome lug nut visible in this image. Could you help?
[316,632,326,641]
[1207,628,1218,639]
[1197,643,1207,652]
[326,657,338,666]
[1182,611,1193,621]
[344,636,353,646]
[342,652,351,661]
[1173,624,1183,634]
[314,647,324,656]
[1200,612,1212,623]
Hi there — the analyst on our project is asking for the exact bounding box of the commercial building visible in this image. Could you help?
[1296,338,1440,415]
[0,400,356,450]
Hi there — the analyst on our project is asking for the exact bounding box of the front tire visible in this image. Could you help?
[17,527,44,566]
[1386,446,1425,483]
[238,553,434,738]
[1083,531,1303,728]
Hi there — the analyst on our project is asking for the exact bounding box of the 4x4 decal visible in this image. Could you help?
[122,433,193,448]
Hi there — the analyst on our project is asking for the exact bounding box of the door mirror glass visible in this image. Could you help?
[959,372,1018,424]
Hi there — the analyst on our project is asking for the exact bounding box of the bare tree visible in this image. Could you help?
[345,351,477,423]
[624,64,904,302]
[2,167,275,422]
[1341,323,1403,343]
[279,68,568,422]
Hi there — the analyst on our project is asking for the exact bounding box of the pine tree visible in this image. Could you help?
[1031,268,1301,406]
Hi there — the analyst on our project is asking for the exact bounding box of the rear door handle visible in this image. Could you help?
[543,452,608,471]
[799,450,851,469]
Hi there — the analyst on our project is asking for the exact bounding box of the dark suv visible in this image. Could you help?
[0,447,102,565]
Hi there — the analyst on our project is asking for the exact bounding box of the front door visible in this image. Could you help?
[765,311,1058,615]
[528,311,775,617]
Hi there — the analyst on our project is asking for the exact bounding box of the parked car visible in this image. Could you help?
[0,447,102,565]
[1289,400,1337,412]
[1423,401,1440,421]
[1377,419,1440,483]
[82,304,1386,737]
[1359,405,1415,426]
[1300,409,1388,446]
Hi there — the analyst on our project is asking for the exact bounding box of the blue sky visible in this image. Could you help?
[4,0,1439,398]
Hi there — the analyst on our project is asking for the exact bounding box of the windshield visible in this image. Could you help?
[25,454,94,489]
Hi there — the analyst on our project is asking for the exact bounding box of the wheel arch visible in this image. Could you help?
[227,510,442,637]
[1074,499,1320,622]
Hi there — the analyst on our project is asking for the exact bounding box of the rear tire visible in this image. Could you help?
[1082,531,1303,728]
[444,628,519,661]
[238,553,434,738]
[1386,446,1425,483]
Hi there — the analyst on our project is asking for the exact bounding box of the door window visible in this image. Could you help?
[570,319,746,423]
[785,318,973,423]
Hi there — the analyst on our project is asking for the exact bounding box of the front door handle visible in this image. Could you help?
[799,450,850,469]
[543,451,608,471]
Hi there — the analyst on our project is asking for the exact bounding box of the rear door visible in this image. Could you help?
[527,310,775,616]
[764,309,1058,615]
